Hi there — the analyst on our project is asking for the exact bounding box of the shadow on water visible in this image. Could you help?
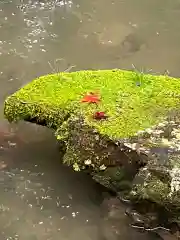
[0,0,180,239]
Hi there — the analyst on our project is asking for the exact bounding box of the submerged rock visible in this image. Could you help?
[99,196,162,240]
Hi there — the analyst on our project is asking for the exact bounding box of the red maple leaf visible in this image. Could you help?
[93,111,108,120]
[81,92,100,103]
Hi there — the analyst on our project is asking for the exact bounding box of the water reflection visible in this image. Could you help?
[0,0,180,239]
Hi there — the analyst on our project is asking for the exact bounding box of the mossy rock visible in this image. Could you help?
[4,69,180,205]
[4,69,180,139]
[4,69,180,182]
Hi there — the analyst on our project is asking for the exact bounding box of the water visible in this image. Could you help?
[0,0,179,239]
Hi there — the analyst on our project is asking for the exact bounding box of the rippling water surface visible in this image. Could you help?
[0,0,180,239]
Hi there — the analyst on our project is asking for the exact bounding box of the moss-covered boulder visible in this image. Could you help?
[5,69,180,138]
[4,69,180,226]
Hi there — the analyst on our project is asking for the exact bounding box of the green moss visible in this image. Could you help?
[4,69,180,139]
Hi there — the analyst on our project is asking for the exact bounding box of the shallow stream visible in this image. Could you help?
[0,0,180,239]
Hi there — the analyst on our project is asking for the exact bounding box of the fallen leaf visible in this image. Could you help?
[93,111,108,120]
[81,92,100,103]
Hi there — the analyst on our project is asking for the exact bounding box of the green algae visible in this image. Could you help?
[4,69,180,139]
